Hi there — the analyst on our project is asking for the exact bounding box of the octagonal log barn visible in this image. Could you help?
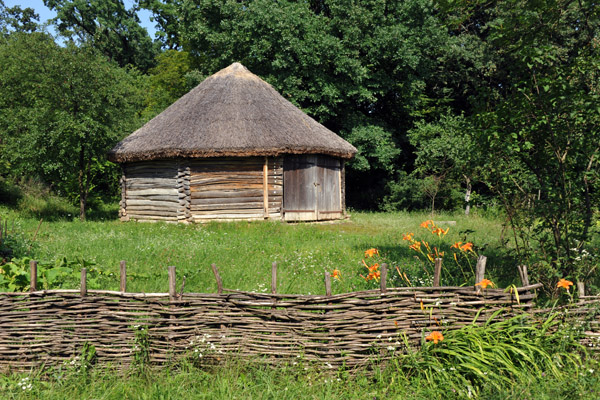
[108,63,357,223]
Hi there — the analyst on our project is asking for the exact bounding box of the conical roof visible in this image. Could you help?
[108,63,357,163]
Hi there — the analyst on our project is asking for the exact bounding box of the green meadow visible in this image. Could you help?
[1,197,598,399]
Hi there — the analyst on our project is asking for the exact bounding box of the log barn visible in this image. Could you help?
[108,62,357,223]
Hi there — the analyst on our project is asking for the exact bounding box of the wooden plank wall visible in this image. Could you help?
[121,161,184,222]
[189,157,283,221]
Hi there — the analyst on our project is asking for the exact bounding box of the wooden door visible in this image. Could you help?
[283,155,342,221]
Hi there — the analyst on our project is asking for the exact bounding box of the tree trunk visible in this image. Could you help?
[464,175,472,216]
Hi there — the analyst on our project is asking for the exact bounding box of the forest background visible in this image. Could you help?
[0,0,598,288]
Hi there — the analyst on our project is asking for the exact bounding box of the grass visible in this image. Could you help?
[0,205,516,294]
[2,186,599,398]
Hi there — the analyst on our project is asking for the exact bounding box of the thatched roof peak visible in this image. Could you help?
[108,62,357,163]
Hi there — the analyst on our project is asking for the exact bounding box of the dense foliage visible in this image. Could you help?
[0,0,598,287]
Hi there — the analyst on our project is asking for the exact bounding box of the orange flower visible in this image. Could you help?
[426,331,444,344]
[402,232,414,241]
[409,241,422,252]
[332,269,341,280]
[365,248,379,258]
[451,242,462,249]
[368,263,379,273]
[460,242,474,252]
[475,279,494,289]
[432,227,449,237]
[557,278,573,291]
[420,220,433,228]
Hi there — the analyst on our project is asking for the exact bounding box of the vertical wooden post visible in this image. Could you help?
[271,262,277,294]
[263,157,269,219]
[211,264,223,294]
[475,256,487,284]
[168,266,176,301]
[433,258,442,287]
[324,271,332,297]
[80,268,87,297]
[577,280,585,302]
[29,260,37,292]
[120,260,127,292]
[380,263,388,293]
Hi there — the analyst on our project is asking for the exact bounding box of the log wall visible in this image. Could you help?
[121,161,184,222]
[189,157,283,221]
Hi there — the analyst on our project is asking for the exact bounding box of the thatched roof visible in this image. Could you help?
[108,63,357,163]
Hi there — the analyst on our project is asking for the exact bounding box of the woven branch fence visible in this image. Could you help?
[0,258,551,371]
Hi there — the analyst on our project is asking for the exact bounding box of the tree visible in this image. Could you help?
[44,0,157,72]
[0,0,39,34]
[462,0,600,288]
[150,0,476,208]
[0,33,145,220]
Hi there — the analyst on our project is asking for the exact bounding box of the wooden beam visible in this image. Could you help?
[263,157,269,218]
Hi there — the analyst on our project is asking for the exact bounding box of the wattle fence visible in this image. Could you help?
[0,260,547,371]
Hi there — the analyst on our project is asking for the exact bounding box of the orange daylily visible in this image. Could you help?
[420,220,433,228]
[409,241,422,252]
[426,331,444,344]
[432,227,449,237]
[557,278,573,291]
[332,269,341,280]
[402,232,415,241]
[364,248,379,258]
[475,279,495,289]
[460,242,474,252]
[451,242,462,249]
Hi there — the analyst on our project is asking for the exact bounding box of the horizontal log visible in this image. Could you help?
[192,213,265,219]
[191,189,282,199]
[128,214,178,221]
[190,202,280,211]
[126,195,183,202]
[126,205,182,212]
[125,210,179,217]
[126,188,179,196]
[190,196,280,205]
[127,200,184,207]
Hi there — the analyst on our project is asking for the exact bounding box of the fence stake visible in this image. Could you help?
[380,263,388,293]
[324,270,332,297]
[475,256,487,283]
[577,281,585,302]
[29,260,37,292]
[517,265,530,287]
[211,264,223,294]
[475,256,487,294]
[433,258,442,287]
[168,266,176,301]
[80,268,87,297]
[120,260,127,292]
[271,262,277,294]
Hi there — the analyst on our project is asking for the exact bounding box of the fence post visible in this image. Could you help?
[29,260,37,292]
[120,260,127,292]
[211,264,223,294]
[577,281,585,302]
[80,268,87,297]
[271,262,277,294]
[475,256,487,294]
[168,266,176,301]
[380,263,388,293]
[324,270,332,297]
[433,258,442,287]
